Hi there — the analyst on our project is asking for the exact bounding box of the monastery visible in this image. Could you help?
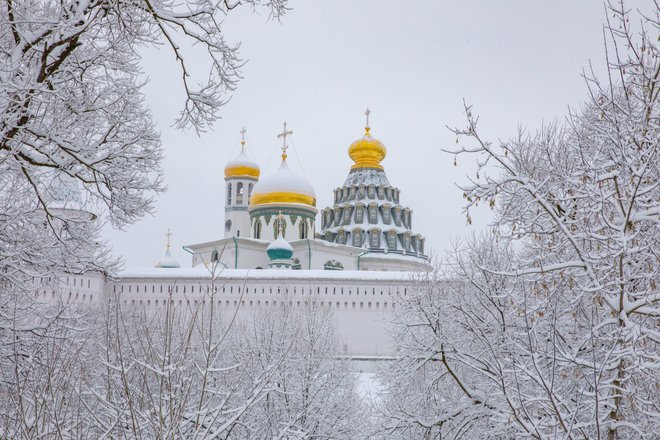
[43,111,430,358]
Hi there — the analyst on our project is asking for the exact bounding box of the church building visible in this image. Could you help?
[185,112,428,272]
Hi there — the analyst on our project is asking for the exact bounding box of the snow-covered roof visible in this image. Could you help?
[252,159,315,198]
[343,167,390,187]
[224,144,259,173]
[116,267,414,282]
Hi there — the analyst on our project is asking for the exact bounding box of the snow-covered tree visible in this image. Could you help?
[380,2,659,438]
[1,1,287,435]
[226,297,365,439]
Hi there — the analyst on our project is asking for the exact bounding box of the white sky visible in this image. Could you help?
[103,0,643,268]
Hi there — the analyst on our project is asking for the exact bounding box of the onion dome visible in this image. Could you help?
[155,229,181,268]
[224,132,260,179]
[250,123,316,209]
[266,232,294,261]
[250,159,316,208]
[348,113,386,170]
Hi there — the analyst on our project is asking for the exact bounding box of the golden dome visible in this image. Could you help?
[348,127,387,170]
[225,132,260,179]
[249,158,316,209]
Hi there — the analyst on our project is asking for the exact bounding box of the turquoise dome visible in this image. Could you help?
[267,234,293,261]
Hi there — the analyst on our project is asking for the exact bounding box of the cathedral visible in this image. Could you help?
[44,111,430,358]
[180,111,428,272]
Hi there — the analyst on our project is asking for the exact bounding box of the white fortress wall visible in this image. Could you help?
[105,268,412,357]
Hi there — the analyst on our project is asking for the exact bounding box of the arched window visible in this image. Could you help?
[254,220,262,239]
[299,220,308,239]
[226,183,232,205]
[274,217,286,239]
[355,204,364,223]
[370,230,380,248]
[387,230,397,250]
[236,182,244,204]
[352,229,362,247]
[248,183,253,204]
[368,204,378,224]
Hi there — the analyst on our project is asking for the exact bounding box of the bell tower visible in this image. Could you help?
[224,128,260,238]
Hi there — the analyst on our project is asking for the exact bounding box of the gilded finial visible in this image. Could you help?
[364,108,371,135]
[277,121,293,160]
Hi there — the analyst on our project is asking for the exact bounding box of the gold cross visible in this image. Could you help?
[277,121,293,159]
[240,127,247,146]
[364,108,371,128]
[165,229,172,251]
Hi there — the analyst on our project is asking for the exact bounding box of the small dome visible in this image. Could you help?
[267,233,294,261]
[155,229,181,268]
[348,127,387,170]
[155,249,181,268]
[225,142,260,179]
[250,158,316,208]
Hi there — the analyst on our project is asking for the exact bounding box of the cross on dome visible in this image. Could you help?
[277,121,293,160]
[240,127,247,146]
[364,108,371,128]
[165,228,172,251]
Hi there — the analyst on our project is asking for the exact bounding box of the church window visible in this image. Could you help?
[248,183,253,204]
[382,205,391,224]
[357,185,365,199]
[334,207,342,226]
[368,185,375,199]
[254,220,262,239]
[337,229,346,245]
[227,183,232,205]
[324,209,333,228]
[334,189,340,203]
[387,230,397,250]
[394,208,402,226]
[377,186,385,199]
[355,205,364,223]
[274,217,286,239]
[299,220,308,239]
[385,187,392,200]
[236,182,244,204]
[343,205,352,224]
[352,229,362,247]
[368,204,378,224]
[407,211,412,229]
[404,233,411,250]
[393,189,400,203]
[370,230,380,248]
[349,186,356,200]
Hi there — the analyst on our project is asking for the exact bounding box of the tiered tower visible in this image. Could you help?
[224,128,260,238]
[318,110,426,258]
[249,122,316,241]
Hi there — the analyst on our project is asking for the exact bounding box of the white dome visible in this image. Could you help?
[155,249,181,268]
[250,159,316,207]
[224,144,260,178]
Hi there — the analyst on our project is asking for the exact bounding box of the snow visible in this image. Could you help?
[117,267,413,281]
[224,144,259,172]
[252,158,315,197]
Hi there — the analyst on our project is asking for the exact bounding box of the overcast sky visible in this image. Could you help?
[103,0,644,268]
